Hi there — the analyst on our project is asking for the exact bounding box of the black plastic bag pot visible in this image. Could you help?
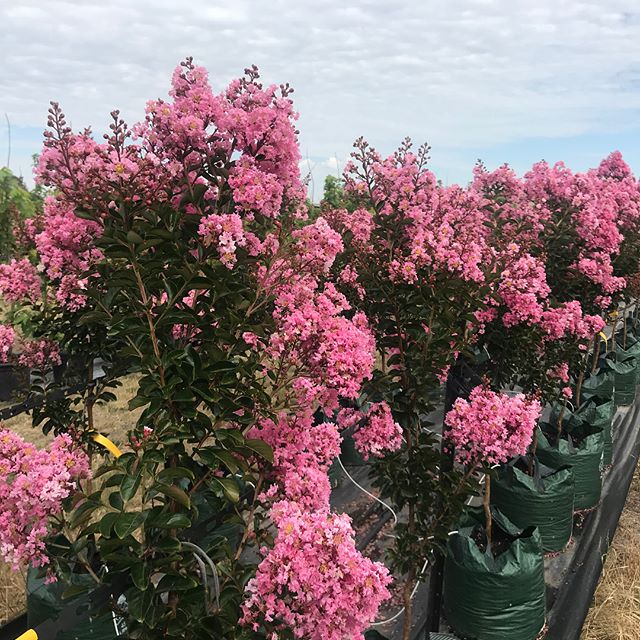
[340,430,366,465]
[491,460,574,553]
[27,567,120,639]
[443,508,545,640]
[0,363,28,401]
[536,428,603,511]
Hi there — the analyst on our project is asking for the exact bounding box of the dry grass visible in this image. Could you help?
[0,374,141,625]
[581,468,640,640]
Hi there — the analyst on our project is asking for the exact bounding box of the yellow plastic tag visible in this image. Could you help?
[92,433,122,458]
[16,631,38,640]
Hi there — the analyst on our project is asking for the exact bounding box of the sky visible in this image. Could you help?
[2,0,640,196]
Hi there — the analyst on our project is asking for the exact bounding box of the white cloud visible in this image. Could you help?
[324,156,341,170]
[1,0,640,185]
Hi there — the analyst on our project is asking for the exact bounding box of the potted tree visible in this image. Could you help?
[1,59,391,640]
[443,385,545,640]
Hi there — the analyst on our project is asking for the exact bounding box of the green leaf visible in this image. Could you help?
[99,511,120,537]
[128,395,149,410]
[62,583,92,600]
[151,512,191,529]
[127,586,154,623]
[211,476,240,503]
[173,388,196,402]
[156,467,196,483]
[131,562,151,590]
[68,499,100,528]
[155,537,181,553]
[209,360,237,373]
[127,230,144,245]
[109,491,124,511]
[154,484,191,509]
[120,471,142,502]
[157,573,198,592]
[114,512,146,539]
[244,438,274,463]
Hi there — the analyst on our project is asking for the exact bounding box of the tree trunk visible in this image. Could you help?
[483,472,492,551]
[402,571,416,640]
[575,369,585,409]
[591,335,601,374]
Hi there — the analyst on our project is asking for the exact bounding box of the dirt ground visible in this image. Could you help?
[581,467,640,640]
[0,375,141,625]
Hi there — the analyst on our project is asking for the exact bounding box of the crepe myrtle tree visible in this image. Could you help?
[596,152,640,341]
[445,386,540,547]
[0,186,124,449]
[470,164,606,412]
[28,59,389,640]
[326,138,494,639]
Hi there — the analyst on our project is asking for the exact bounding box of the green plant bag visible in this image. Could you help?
[491,460,574,553]
[443,507,545,640]
[27,567,120,639]
[613,349,637,406]
[550,397,615,466]
[581,368,614,402]
[621,333,640,384]
[582,397,615,466]
[536,428,603,511]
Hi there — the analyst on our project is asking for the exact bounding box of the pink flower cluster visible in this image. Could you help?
[548,362,570,383]
[0,429,91,572]
[291,217,344,275]
[0,325,15,363]
[229,159,284,219]
[498,253,550,327]
[35,197,102,310]
[521,160,627,299]
[340,402,404,461]
[249,412,341,511]
[269,282,375,409]
[198,213,248,268]
[342,146,491,286]
[18,339,62,369]
[241,500,391,640]
[445,386,541,466]
[323,208,374,249]
[540,301,605,341]
[0,259,41,304]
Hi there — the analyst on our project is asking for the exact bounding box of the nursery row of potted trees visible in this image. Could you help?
[1,59,640,640]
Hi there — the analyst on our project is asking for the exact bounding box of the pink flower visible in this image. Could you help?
[548,362,570,383]
[18,340,62,369]
[445,386,541,466]
[229,158,284,219]
[0,259,41,304]
[498,254,550,327]
[35,197,102,285]
[351,402,403,461]
[249,412,340,511]
[0,325,15,363]
[0,430,90,571]
[198,213,247,268]
[240,500,391,640]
